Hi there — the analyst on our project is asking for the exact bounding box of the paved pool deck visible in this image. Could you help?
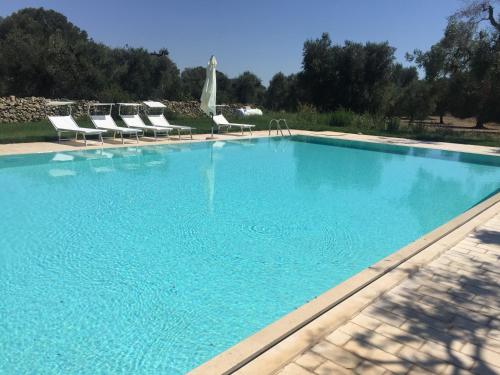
[0,129,499,156]
[1,130,499,375]
[271,210,500,375]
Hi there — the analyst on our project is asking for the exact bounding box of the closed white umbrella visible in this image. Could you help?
[200,55,217,137]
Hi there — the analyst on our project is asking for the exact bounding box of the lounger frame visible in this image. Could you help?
[118,103,170,140]
[143,101,195,140]
[88,103,141,144]
[212,114,255,135]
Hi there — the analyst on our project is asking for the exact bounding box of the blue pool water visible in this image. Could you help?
[1,136,499,374]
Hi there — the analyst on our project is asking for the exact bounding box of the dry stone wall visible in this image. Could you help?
[0,96,246,123]
[0,96,98,123]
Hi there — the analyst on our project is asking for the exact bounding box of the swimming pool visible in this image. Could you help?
[1,135,499,374]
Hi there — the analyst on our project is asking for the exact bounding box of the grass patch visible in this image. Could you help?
[1,112,499,147]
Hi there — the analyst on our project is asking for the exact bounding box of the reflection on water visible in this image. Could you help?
[406,168,469,231]
[51,153,74,162]
[48,168,77,178]
[292,138,386,191]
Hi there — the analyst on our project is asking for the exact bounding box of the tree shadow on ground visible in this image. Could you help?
[301,238,499,375]
[350,254,499,374]
[472,229,500,245]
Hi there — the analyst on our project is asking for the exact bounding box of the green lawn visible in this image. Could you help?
[1,112,499,147]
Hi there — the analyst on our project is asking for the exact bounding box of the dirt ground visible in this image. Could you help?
[401,116,500,132]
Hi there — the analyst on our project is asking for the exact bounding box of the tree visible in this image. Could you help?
[0,8,182,100]
[266,72,292,110]
[452,0,500,33]
[180,66,206,100]
[215,71,234,104]
[407,45,450,124]
[409,16,500,128]
[394,80,435,123]
[231,71,265,104]
[180,67,235,103]
[300,33,397,113]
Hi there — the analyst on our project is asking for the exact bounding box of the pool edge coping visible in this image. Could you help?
[189,192,500,375]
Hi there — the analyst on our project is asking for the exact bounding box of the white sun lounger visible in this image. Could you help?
[88,103,140,144]
[47,101,105,146]
[147,114,194,140]
[118,103,170,140]
[212,114,255,135]
[143,101,195,140]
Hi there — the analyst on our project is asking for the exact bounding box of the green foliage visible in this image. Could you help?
[180,66,206,100]
[179,67,242,104]
[409,12,500,127]
[0,4,499,130]
[215,71,234,104]
[0,7,266,105]
[0,8,183,100]
[353,113,374,131]
[265,72,303,111]
[395,81,436,122]
[231,71,266,104]
[300,33,398,113]
[386,117,401,132]
[296,103,317,113]
[410,121,426,134]
[329,109,356,127]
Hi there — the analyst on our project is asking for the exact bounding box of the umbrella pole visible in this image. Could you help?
[211,113,214,138]
[206,113,216,139]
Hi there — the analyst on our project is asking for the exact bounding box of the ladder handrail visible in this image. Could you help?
[269,118,291,136]
[278,119,292,136]
[269,119,281,135]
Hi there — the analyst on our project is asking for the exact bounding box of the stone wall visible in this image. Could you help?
[0,96,98,123]
[0,96,247,123]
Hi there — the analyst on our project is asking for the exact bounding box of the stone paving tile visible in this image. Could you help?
[354,360,388,375]
[351,313,383,331]
[278,213,500,375]
[439,364,476,375]
[314,360,355,375]
[405,365,438,375]
[374,323,425,350]
[362,305,407,327]
[343,340,412,374]
[461,343,500,368]
[311,341,361,369]
[417,341,475,369]
[471,361,500,375]
[325,330,352,347]
[277,363,314,375]
[294,352,326,372]
[396,346,449,373]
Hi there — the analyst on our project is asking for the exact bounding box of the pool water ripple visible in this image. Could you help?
[1,136,499,374]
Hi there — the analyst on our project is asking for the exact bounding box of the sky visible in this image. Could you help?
[0,0,462,85]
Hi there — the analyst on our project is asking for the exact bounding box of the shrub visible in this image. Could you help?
[353,113,373,130]
[410,120,426,134]
[386,117,400,132]
[329,109,356,127]
[372,114,387,131]
[297,103,317,113]
[164,109,178,120]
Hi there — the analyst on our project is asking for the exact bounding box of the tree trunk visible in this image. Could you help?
[439,114,444,124]
[474,117,485,129]
[487,5,500,33]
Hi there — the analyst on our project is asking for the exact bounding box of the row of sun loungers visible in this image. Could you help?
[47,101,255,146]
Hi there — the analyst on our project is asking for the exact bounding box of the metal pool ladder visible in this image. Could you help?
[269,119,291,136]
